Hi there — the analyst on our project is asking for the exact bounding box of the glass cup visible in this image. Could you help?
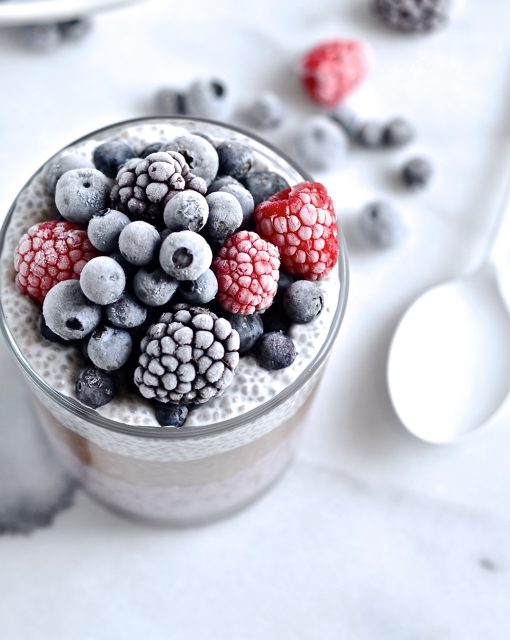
[0,117,349,526]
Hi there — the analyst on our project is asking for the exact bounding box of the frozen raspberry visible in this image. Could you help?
[212,230,280,315]
[14,220,98,304]
[254,182,338,281]
[301,40,369,107]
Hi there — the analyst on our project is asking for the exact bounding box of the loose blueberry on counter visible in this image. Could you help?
[356,121,385,148]
[39,315,69,345]
[154,88,187,116]
[87,326,133,372]
[80,256,126,306]
[401,157,433,190]
[159,230,212,281]
[293,115,348,172]
[87,209,130,253]
[43,280,101,341]
[358,201,407,249]
[205,192,243,242]
[141,142,165,158]
[226,313,264,354]
[93,139,135,179]
[208,175,242,193]
[383,117,414,147]
[163,191,209,232]
[55,168,111,224]
[164,134,219,187]
[283,280,324,324]
[105,293,148,329]
[242,171,289,206]
[217,140,254,181]
[256,332,297,370]
[46,154,94,195]
[328,106,359,139]
[219,183,254,224]
[75,366,116,409]
[58,18,92,41]
[133,267,179,307]
[244,92,285,130]
[372,0,451,33]
[154,402,189,427]
[185,78,232,120]
[180,269,218,305]
[119,221,161,266]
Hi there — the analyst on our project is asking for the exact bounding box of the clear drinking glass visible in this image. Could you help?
[0,117,349,526]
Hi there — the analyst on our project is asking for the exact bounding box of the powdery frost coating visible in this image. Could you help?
[0,122,341,428]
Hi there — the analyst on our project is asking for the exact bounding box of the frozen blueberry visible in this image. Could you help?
[283,280,324,324]
[93,139,135,179]
[159,230,212,281]
[119,221,161,266]
[80,256,126,306]
[163,191,209,232]
[180,269,218,305]
[75,366,116,409]
[217,140,254,181]
[245,92,285,130]
[219,183,254,224]
[358,201,407,249]
[87,209,130,253]
[256,332,297,370]
[208,175,242,193]
[185,77,232,120]
[141,142,165,158]
[225,313,263,354]
[87,325,132,372]
[55,168,111,224]
[242,171,289,206]
[16,24,61,51]
[383,117,414,147]
[46,153,94,195]
[105,293,147,329]
[205,192,243,241]
[43,280,101,341]
[328,106,359,139]
[356,121,385,148]
[164,134,219,186]
[58,18,92,41]
[133,267,179,306]
[294,115,348,172]
[154,402,189,427]
[154,88,187,116]
[39,314,68,345]
[401,157,433,190]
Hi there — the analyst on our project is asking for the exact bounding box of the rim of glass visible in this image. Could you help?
[0,116,349,440]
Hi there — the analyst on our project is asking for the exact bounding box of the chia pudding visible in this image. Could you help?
[0,118,348,524]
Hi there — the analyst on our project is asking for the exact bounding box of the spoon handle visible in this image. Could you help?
[487,140,510,270]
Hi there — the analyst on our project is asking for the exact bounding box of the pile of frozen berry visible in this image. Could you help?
[13,134,339,427]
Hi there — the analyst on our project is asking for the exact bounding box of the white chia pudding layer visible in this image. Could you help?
[0,122,341,429]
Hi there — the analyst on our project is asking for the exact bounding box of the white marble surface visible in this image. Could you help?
[1,0,510,638]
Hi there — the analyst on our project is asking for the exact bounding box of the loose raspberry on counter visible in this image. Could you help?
[212,230,280,315]
[14,220,98,303]
[301,39,369,107]
[254,182,338,280]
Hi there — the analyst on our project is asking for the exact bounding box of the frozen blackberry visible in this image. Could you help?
[55,168,111,224]
[43,280,101,341]
[80,256,126,306]
[185,78,232,120]
[75,366,116,409]
[205,192,243,241]
[159,231,212,281]
[163,190,209,233]
[225,313,264,354]
[358,201,407,249]
[46,153,94,195]
[401,157,433,190]
[180,269,218,305]
[118,221,161,266]
[154,402,189,427]
[383,117,414,147]
[154,88,187,116]
[133,305,240,404]
[256,332,297,370]
[219,183,254,224]
[105,293,147,329]
[93,139,135,179]
[217,140,254,181]
[373,0,451,33]
[87,209,130,253]
[242,171,289,206]
[293,115,348,172]
[163,134,219,187]
[244,92,285,130]
[283,280,324,324]
[87,325,132,372]
[133,267,179,307]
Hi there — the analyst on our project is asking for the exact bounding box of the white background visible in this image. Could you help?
[1,0,510,638]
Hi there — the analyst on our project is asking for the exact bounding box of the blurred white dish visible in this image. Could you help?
[0,0,142,26]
